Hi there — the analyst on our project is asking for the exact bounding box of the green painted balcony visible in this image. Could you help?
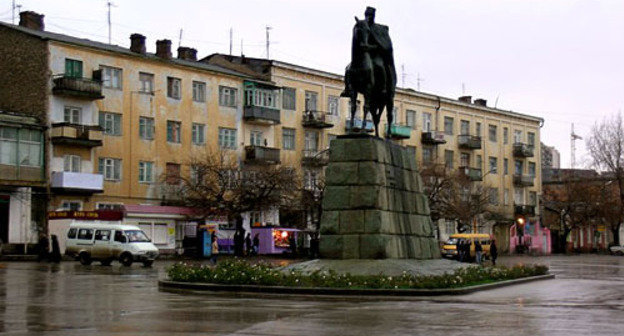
[459,166,483,181]
[513,143,535,158]
[386,124,412,139]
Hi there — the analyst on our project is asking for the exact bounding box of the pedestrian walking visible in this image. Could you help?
[37,233,49,262]
[475,240,483,265]
[252,233,260,255]
[456,239,462,262]
[50,235,61,263]
[490,239,498,266]
[245,233,252,256]
[210,235,219,265]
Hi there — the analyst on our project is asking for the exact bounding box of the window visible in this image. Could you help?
[514,188,524,205]
[528,132,535,147]
[444,117,454,135]
[504,158,509,175]
[489,188,499,205]
[218,127,237,149]
[489,157,498,174]
[422,113,432,132]
[166,163,181,185]
[305,91,318,111]
[488,125,497,142]
[96,203,123,210]
[328,95,339,116]
[445,220,455,235]
[77,228,93,240]
[167,77,181,99]
[460,120,470,135]
[61,201,82,211]
[406,110,416,129]
[0,127,17,165]
[282,128,295,150]
[476,155,482,169]
[304,169,319,190]
[528,162,536,177]
[0,128,42,167]
[192,123,205,145]
[444,150,454,169]
[98,157,121,181]
[67,228,77,239]
[515,160,523,175]
[219,86,238,107]
[63,106,81,124]
[139,117,155,140]
[328,134,337,147]
[422,147,433,163]
[138,161,153,183]
[95,230,111,241]
[65,58,82,78]
[282,87,296,110]
[460,153,470,167]
[305,131,319,151]
[63,155,81,173]
[192,81,206,102]
[514,130,523,143]
[504,189,510,205]
[503,127,509,144]
[99,112,122,136]
[476,122,482,136]
[250,130,263,146]
[245,87,279,108]
[167,121,181,143]
[406,145,417,158]
[139,72,154,93]
[529,191,537,206]
[101,66,122,89]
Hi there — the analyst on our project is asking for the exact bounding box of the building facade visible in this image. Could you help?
[541,142,561,169]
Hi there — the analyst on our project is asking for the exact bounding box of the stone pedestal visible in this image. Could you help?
[319,135,440,259]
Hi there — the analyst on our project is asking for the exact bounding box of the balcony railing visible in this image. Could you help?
[52,75,104,100]
[345,119,374,132]
[302,149,329,166]
[50,171,104,194]
[302,110,334,128]
[243,105,281,125]
[459,166,483,181]
[421,131,446,145]
[458,135,482,149]
[513,143,535,158]
[515,204,536,216]
[244,145,281,164]
[513,174,535,187]
[50,123,103,147]
[386,123,412,139]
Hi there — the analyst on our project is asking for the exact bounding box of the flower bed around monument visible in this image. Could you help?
[166,259,548,290]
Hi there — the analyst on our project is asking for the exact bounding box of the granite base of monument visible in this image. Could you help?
[319,135,441,259]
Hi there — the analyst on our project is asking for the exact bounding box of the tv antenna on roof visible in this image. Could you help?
[265,26,272,59]
[107,2,117,44]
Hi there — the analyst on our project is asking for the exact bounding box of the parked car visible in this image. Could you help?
[65,224,159,267]
[610,244,624,256]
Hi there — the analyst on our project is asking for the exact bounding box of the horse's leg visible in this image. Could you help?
[386,99,394,139]
[349,91,358,132]
[363,94,371,133]
[372,107,381,138]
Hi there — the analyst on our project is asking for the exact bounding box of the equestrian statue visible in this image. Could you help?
[341,7,397,138]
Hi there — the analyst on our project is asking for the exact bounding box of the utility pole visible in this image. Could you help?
[229,28,233,55]
[107,2,116,44]
[265,26,272,59]
[571,123,582,168]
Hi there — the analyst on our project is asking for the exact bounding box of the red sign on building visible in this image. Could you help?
[48,210,124,221]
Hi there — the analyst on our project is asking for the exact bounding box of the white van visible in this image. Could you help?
[65,224,159,267]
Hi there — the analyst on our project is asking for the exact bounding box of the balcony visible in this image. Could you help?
[302,149,329,166]
[50,171,104,194]
[50,123,103,148]
[513,174,535,187]
[245,145,281,165]
[386,123,412,140]
[458,135,482,150]
[421,131,446,145]
[52,75,104,100]
[243,105,281,125]
[459,166,483,181]
[515,204,536,216]
[302,110,334,128]
[513,143,535,158]
[345,119,374,133]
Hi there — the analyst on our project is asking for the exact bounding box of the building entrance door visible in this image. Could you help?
[0,195,9,243]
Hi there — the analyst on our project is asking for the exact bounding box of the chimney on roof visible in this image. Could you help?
[155,39,172,59]
[458,95,472,104]
[130,34,146,54]
[19,11,44,31]
[177,47,197,61]
[474,98,487,107]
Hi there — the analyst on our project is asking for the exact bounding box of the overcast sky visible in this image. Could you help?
[3,0,624,169]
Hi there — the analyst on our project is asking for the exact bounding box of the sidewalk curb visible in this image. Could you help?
[158,273,555,297]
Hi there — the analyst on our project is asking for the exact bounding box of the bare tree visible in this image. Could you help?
[587,113,624,244]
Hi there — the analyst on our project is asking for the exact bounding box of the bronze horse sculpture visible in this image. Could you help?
[343,16,396,138]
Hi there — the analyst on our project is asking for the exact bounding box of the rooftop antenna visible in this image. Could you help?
[107,2,116,44]
[229,28,233,55]
[462,83,466,95]
[571,123,583,168]
[12,0,18,24]
[401,64,406,88]
[178,29,183,48]
[416,73,425,91]
[265,26,272,59]
[240,38,244,56]
[494,95,500,108]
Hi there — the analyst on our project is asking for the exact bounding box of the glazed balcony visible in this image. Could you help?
[513,143,535,158]
[302,110,334,128]
[459,166,483,181]
[302,149,329,166]
[421,131,446,145]
[515,204,536,216]
[386,123,412,140]
[50,123,103,148]
[244,145,281,165]
[243,105,281,125]
[345,118,374,132]
[50,171,104,194]
[514,174,535,187]
[52,75,104,100]
[458,135,482,150]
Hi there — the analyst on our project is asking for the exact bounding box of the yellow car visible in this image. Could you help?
[441,233,491,260]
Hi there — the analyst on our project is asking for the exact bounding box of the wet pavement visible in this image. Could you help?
[0,255,622,335]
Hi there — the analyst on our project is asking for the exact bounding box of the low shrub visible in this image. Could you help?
[166,260,549,290]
